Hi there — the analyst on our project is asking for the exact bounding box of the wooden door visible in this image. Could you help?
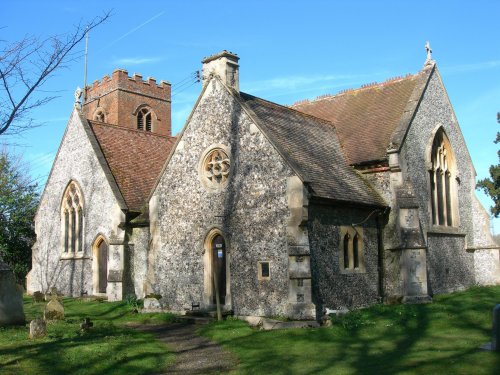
[212,235,226,305]
[98,240,108,293]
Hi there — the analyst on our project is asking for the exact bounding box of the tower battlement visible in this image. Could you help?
[82,69,171,136]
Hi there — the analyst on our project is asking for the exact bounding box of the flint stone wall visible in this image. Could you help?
[150,79,293,316]
[362,170,405,298]
[399,69,492,293]
[27,109,125,296]
[125,226,150,298]
[308,204,380,310]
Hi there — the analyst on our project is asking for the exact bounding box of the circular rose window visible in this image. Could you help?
[200,147,230,191]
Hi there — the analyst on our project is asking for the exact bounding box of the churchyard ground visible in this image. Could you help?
[0,286,499,374]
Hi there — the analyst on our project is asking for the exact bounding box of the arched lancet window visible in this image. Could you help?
[429,129,456,226]
[353,234,359,269]
[343,233,350,270]
[340,227,365,273]
[137,107,153,132]
[61,181,84,253]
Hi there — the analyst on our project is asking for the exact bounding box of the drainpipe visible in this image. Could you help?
[376,211,386,302]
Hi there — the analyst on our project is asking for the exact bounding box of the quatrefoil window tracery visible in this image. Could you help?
[203,149,230,186]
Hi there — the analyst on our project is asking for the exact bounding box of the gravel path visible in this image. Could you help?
[131,323,239,374]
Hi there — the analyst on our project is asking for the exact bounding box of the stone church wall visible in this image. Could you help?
[125,226,150,298]
[399,70,487,294]
[150,79,294,316]
[362,170,404,298]
[28,110,125,296]
[308,204,380,310]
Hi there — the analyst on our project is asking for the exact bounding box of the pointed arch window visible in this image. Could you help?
[137,107,153,132]
[429,129,456,227]
[340,226,365,273]
[61,181,84,253]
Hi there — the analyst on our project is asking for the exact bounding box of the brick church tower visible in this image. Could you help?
[82,69,171,136]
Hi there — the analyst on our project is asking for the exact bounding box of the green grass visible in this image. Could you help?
[0,296,175,375]
[2,287,500,374]
[199,285,500,375]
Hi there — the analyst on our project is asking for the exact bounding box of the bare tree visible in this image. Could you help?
[0,12,110,136]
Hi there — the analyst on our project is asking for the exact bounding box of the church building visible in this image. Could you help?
[27,48,500,320]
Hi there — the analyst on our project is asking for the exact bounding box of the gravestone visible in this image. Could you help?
[493,304,500,351]
[80,317,93,332]
[143,297,163,312]
[29,318,47,339]
[45,287,59,301]
[0,257,25,326]
[32,291,44,303]
[44,298,65,320]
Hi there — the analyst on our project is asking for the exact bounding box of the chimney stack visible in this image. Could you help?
[201,50,240,91]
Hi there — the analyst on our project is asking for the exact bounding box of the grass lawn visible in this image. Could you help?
[1,286,500,374]
[0,297,175,375]
[199,285,500,375]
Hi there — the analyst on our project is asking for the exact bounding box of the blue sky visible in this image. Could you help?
[2,0,500,231]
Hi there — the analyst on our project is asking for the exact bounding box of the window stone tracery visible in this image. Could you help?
[429,129,456,227]
[199,146,231,191]
[61,181,84,254]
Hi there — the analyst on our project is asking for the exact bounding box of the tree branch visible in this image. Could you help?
[0,11,110,136]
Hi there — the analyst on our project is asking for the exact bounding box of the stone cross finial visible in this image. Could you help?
[425,41,432,60]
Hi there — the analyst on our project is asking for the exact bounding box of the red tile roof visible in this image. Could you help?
[90,121,176,211]
[292,73,422,165]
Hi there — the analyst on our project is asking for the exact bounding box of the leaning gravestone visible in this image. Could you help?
[44,298,65,320]
[493,304,500,351]
[29,318,47,339]
[0,257,25,326]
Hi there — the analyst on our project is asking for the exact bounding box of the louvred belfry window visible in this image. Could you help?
[137,107,153,131]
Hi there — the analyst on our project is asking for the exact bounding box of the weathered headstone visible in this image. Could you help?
[80,317,93,332]
[29,318,47,339]
[0,257,25,326]
[32,291,44,303]
[492,304,500,351]
[45,287,59,301]
[44,299,65,320]
[143,297,163,312]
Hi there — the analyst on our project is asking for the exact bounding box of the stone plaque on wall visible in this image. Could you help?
[107,270,122,282]
[401,249,428,298]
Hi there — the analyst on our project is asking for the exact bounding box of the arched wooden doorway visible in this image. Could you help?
[203,229,231,308]
[211,234,226,304]
[92,236,108,295]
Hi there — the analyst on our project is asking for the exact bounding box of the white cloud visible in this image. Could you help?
[112,57,163,66]
[240,71,389,102]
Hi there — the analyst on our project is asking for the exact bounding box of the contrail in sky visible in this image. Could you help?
[102,11,165,49]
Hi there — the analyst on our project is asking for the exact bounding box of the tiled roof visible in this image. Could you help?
[292,73,424,165]
[238,92,386,207]
[90,121,176,211]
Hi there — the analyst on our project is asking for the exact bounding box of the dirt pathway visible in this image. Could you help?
[132,323,239,374]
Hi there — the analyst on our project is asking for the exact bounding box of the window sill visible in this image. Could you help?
[60,253,90,260]
[427,226,466,236]
[340,268,367,275]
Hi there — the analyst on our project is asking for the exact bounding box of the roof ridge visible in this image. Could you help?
[291,72,419,107]
[89,120,175,140]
